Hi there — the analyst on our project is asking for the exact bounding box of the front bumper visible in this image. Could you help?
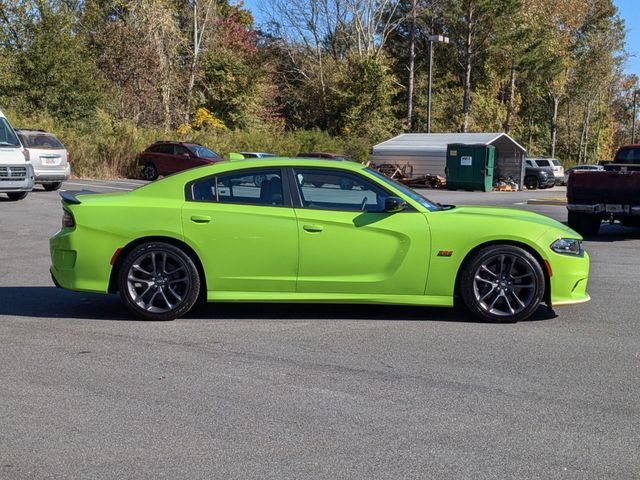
[547,249,590,307]
[0,163,35,192]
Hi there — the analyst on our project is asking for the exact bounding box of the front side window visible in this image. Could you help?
[293,168,391,212]
[191,145,220,159]
[0,118,20,147]
[188,169,284,206]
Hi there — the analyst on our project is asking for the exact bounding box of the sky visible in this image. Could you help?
[244,0,639,79]
[615,0,640,78]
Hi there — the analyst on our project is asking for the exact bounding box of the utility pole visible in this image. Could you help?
[633,89,640,144]
[426,34,449,133]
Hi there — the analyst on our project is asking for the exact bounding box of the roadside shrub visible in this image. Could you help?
[4,109,382,178]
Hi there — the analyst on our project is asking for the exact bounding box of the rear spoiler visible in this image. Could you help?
[60,190,98,205]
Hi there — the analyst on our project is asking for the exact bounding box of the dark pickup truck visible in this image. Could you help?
[566,144,640,235]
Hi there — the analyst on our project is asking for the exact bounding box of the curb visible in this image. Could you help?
[527,197,566,206]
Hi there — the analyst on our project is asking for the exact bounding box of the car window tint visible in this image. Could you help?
[190,145,219,158]
[30,134,64,149]
[155,144,173,154]
[293,168,388,212]
[551,159,561,166]
[174,145,188,156]
[189,169,284,206]
[617,148,640,164]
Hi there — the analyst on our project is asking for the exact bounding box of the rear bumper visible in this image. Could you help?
[34,164,70,183]
[567,203,640,215]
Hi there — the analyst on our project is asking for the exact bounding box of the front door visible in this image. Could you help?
[291,168,430,295]
[181,168,298,293]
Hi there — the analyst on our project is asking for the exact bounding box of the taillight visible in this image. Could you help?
[66,152,71,163]
[22,149,30,161]
[62,209,75,228]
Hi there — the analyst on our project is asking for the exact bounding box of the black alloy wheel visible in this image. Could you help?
[118,242,201,321]
[460,245,545,323]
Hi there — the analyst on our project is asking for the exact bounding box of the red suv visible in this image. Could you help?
[138,141,222,180]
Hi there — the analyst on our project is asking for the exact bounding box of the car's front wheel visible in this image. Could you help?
[460,245,545,323]
[141,162,159,181]
[118,242,201,321]
[6,192,28,201]
[524,176,539,190]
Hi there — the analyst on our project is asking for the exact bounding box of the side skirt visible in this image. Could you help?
[206,291,453,307]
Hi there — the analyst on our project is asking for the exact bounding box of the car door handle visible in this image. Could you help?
[190,215,211,224]
[303,224,323,233]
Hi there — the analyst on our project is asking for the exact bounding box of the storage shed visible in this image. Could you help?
[370,133,527,188]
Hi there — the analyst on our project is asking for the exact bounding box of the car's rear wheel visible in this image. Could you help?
[460,245,545,323]
[118,242,201,321]
[6,192,28,201]
[141,162,159,181]
[43,182,62,191]
[524,176,538,190]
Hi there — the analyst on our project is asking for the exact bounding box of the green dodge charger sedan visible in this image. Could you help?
[50,158,590,322]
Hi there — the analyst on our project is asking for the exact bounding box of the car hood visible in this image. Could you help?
[441,205,575,235]
[0,148,26,165]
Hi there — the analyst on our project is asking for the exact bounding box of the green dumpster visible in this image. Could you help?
[445,143,495,192]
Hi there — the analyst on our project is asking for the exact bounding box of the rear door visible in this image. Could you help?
[291,167,430,295]
[181,167,299,293]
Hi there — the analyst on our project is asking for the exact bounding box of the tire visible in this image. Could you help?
[43,182,62,191]
[253,174,266,187]
[141,162,159,181]
[567,211,601,236]
[6,192,28,201]
[459,245,545,323]
[117,242,201,321]
[524,176,539,190]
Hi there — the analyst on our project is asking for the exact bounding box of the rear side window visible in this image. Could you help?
[616,148,640,164]
[188,169,285,206]
[148,144,174,154]
[19,133,64,149]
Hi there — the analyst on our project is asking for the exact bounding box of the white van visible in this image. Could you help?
[0,110,34,200]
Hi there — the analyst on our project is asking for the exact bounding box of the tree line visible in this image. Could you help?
[0,0,638,172]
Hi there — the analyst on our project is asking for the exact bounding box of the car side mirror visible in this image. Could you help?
[384,196,407,213]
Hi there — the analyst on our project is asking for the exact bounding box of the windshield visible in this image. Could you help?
[0,118,21,147]
[365,167,442,211]
[190,145,220,159]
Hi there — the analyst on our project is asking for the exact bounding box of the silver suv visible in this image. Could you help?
[16,129,70,191]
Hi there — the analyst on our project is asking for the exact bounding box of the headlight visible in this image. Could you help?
[550,238,582,255]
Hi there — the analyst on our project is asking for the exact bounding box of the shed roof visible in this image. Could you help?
[373,133,526,153]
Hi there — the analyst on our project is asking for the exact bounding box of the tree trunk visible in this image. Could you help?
[550,96,559,158]
[504,61,516,133]
[462,3,473,133]
[406,0,417,131]
[583,101,592,163]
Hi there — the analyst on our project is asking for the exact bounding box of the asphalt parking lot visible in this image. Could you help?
[1,180,639,479]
